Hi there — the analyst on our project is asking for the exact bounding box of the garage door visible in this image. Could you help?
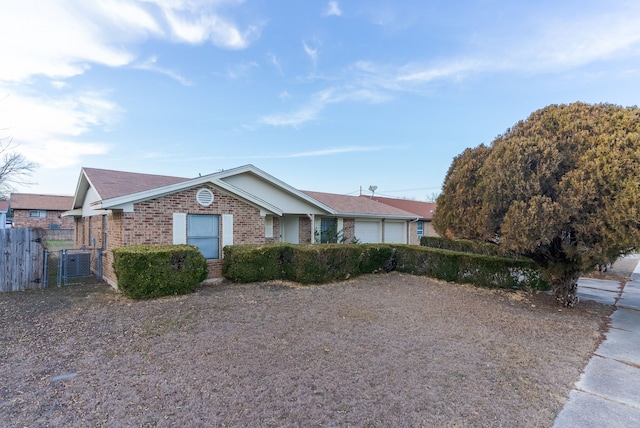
[385,221,406,244]
[354,220,382,243]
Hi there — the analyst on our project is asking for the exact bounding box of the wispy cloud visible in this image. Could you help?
[0,88,114,168]
[223,61,259,79]
[134,56,193,85]
[303,41,319,68]
[513,6,640,71]
[257,85,389,128]
[161,7,260,49]
[275,146,380,158]
[324,1,342,17]
[0,0,261,178]
[258,104,322,128]
[174,146,386,162]
[267,52,283,75]
[396,59,487,83]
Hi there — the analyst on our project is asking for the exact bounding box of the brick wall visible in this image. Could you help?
[299,216,312,244]
[342,218,355,243]
[77,185,268,287]
[408,222,418,245]
[13,209,74,229]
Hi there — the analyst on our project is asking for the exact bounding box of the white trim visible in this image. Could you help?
[88,164,333,217]
[222,214,234,249]
[173,213,187,244]
[265,216,274,238]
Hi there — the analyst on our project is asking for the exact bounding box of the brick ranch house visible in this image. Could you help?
[9,193,75,230]
[64,164,425,288]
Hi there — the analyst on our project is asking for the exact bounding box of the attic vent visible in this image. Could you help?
[196,188,214,207]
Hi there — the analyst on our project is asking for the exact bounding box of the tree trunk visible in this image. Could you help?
[551,271,581,307]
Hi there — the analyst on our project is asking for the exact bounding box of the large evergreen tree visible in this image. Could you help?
[433,102,640,306]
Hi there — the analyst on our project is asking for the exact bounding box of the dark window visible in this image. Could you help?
[320,218,338,243]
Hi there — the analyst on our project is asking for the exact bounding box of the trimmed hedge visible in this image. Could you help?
[394,245,546,289]
[113,244,208,299]
[222,244,395,284]
[222,243,548,290]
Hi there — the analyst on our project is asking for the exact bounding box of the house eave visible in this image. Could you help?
[333,212,417,220]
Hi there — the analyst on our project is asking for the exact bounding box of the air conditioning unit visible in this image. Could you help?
[64,252,91,278]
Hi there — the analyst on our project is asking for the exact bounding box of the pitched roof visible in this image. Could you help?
[70,165,422,220]
[9,193,74,211]
[366,196,437,220]
[303,191,417,218]
[0,200,8,212]
[82,167,189,200]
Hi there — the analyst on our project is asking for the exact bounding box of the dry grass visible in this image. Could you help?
[0,272,612,427]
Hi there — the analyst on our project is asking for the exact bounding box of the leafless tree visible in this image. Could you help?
[0,136,38,199]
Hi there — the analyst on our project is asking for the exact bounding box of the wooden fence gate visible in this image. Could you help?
[0,228,45,292]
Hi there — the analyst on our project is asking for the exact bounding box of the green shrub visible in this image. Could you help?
[222,243,547,290]
[113,244,208,299]
[223,243,395,284]
[222,243,294,282]
[289,244,365,283]
[395,245,547,290]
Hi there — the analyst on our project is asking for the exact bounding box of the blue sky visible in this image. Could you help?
[2,0,640,201]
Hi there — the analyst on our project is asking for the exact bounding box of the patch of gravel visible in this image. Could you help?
[0,272,612,427]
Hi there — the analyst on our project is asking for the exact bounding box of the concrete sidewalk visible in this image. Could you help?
[553,260,640,427]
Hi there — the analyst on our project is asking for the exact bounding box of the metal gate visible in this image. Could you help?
[44,248,103,287]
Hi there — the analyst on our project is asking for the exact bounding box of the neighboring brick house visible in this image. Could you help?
[10,193,74,229]
[65,164,420,288]
[365,195,438,239]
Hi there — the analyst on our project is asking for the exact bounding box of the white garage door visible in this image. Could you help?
[355,220,382,243]
[385,221,407,244]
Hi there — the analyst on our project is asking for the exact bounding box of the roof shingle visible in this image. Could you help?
[83,168,189,200]
[366,196,437,220]
[10,193,74,211]
[303,191,417,217]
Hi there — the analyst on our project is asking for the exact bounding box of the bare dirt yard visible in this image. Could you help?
[0,271,615,427]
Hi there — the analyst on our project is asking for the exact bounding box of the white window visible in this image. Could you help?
[29,210,47,218]
[188,214,219,259]
[417,221,424,237]
[265,216,274,238]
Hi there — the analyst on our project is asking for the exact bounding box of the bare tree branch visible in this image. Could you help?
[0,137,38,199]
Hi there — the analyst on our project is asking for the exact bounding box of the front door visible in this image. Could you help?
[282,216,300,244]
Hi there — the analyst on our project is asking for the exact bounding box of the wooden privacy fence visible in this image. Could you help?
[1,228,45,292]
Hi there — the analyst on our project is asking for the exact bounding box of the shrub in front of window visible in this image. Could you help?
[113,244,208,299]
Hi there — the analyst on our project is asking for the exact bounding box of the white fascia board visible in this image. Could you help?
[95,178,206,209]
[70,170,93,210]
[104,202,134,212]
[92,173,284,216]
[61,208,83,217]
[217,164,336,214]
